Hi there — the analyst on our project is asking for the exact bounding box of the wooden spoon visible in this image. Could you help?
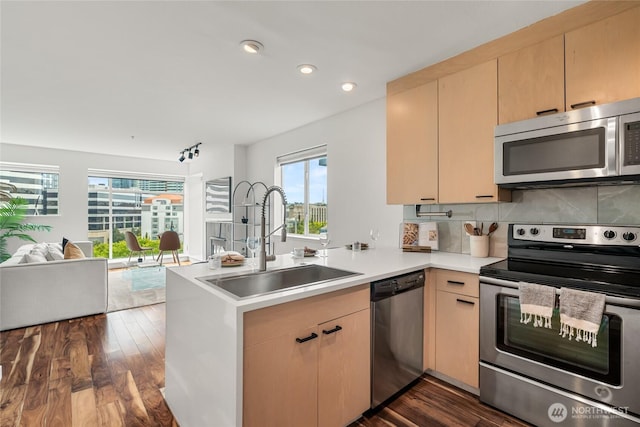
[464,223,475,236]
[488,222,498,236]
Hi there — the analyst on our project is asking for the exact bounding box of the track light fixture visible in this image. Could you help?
[178,142,202,162]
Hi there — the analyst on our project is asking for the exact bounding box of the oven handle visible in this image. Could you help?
[480,276,640,308]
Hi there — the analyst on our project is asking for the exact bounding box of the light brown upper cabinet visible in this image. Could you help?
[439,60,507,204]
[499,7,640,124]
[565,8,640,111]
[498,35,565,124]
[386,80,438,205]
[387,3,638,204]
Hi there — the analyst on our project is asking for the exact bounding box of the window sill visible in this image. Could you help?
[286,234,320,242]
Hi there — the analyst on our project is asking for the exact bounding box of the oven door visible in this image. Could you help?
[495,117,617,186]
[480,279,640,413]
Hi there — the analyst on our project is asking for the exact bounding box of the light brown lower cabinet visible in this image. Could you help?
[243,286,370,427]
[244,325,319,426]
[433,270,479,389]
[318,309,371,427]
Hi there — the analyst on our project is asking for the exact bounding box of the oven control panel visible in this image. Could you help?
[511,224,640,245]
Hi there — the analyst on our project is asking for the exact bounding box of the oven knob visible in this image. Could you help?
[622,232,636,242]
[603,230,616,239]
[516,228,526,236]
[530,228,539,235]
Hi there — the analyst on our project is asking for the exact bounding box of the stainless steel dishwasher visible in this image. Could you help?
[370,270,424,408]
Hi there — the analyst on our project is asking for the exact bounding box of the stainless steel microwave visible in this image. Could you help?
[495,97,640,188]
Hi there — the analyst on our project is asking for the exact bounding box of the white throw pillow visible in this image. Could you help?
[46,243,64,261]
[31,242,49,257]
[14,244,34,256]
[24,252,49,263]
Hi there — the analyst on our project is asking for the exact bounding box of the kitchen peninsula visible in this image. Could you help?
[164,247,501,427]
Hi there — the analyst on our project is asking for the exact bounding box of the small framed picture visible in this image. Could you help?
[206,177,232,213]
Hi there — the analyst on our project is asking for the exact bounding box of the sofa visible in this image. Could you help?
[0,240,108,331]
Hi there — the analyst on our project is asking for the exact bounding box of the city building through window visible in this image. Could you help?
[0,162,60,215]
[277,145,327,237]
[88,172,184,259]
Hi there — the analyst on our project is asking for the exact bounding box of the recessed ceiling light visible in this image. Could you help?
[341,82,357,92]
[240,40,263,54]
[297,64,317,75]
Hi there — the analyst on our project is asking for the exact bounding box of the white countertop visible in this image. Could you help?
[164,246,503,426]
[168,247,503,312]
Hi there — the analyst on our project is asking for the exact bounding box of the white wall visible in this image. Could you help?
[0,143,186,255]
[245,98,402,253]
[186,142,236,260]
[1,99,402,259]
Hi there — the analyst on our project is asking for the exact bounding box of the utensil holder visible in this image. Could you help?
[470,235,490,258]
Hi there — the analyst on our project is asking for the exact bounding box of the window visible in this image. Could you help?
[88,170,184,259]
[278,146,327,236]
[0,162,60,215]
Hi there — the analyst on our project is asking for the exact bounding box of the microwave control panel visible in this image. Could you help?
[624,120,640,166]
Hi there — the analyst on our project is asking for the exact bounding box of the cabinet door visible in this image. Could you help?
[386,80,438,204]
[435,290,479,388]
[498,35,565,123]
[318,309,370,427]
[244,326,319,427]
[565,7,640,110]
[439,60,501,204]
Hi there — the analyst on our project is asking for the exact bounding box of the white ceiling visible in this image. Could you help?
[1,1,584,162]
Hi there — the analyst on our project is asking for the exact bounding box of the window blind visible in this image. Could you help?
[276,145,327,166]
[88,168,185,182]
[0,161,60,174]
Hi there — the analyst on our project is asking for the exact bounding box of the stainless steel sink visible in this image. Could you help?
[197,264,361,299]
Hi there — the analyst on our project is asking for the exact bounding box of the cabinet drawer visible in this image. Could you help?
[244,285,369,347]
[435,270,478,298]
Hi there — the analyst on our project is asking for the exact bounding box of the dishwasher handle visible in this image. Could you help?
[371,271,425,301]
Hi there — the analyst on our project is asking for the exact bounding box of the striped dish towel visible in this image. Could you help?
[559,287,605,348]
[518,282,555,328]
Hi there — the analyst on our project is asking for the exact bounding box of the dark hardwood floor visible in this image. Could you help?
[0,304,177,426]
[1,303,529,427]
[351,376,530,427]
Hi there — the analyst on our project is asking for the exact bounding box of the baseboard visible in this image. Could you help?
[424,369,480,396]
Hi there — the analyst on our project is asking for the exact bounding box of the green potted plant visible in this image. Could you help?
[0,197,52,262]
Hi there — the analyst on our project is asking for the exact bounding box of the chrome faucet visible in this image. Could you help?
[259,185,287,271]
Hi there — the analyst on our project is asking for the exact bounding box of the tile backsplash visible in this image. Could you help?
[403,184,640,258]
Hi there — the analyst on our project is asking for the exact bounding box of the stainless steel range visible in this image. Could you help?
[479,224,640,426]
